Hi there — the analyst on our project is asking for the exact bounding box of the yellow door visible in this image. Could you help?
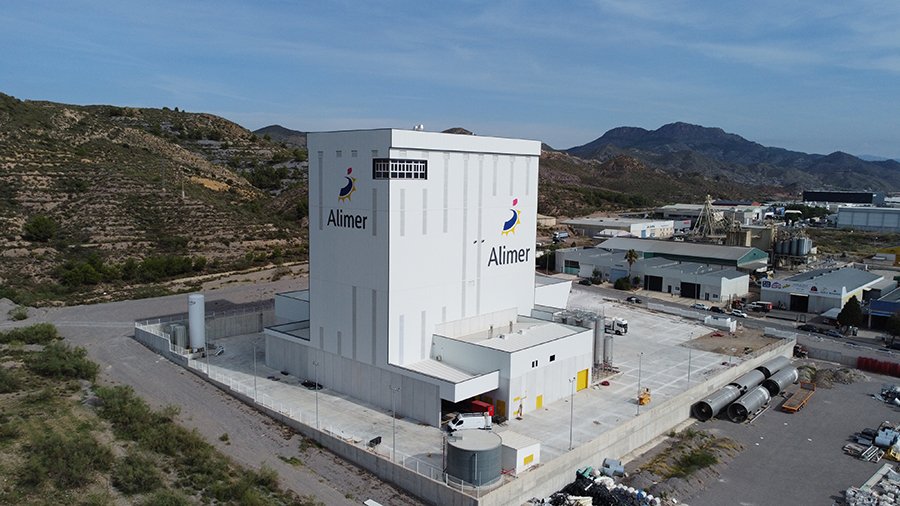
[497,399,506,417]
[536,395,543,410]
[577,369,589,391]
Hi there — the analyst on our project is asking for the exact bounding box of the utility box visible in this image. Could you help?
[500,431,541,474]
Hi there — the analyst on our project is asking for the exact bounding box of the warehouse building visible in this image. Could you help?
[760,266,884,313]
[264,129,593,426]
[560,217,675,239]
[595,237,769,271]
[657,203,767,226]
[803,190,885,206]
[554,248,749,302]
[837,207,900,232]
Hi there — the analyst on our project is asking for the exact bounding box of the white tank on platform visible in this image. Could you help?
[188,293,206,350]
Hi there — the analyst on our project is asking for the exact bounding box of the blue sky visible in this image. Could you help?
[2,1,899,157]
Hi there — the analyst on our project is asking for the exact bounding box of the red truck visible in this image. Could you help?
[470,400,494,416]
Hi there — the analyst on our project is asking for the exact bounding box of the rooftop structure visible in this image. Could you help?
[595,237,769,270]
[561,216,675,239]
[760,266,883,313]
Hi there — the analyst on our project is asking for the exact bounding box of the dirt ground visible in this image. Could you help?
[683,326,780,357]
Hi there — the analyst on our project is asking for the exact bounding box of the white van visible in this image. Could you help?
[447,412,492,432]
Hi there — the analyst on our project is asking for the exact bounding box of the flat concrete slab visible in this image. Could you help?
[197,287,737,477]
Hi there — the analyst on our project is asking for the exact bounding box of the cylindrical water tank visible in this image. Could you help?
[762,366,798,396]
[729,370,766,393]
[593,318,603,365]
[756,356,791,378]
[692,385,741,421]
[603,333,614,366]
[790,238,799,256]
[727,385,771,423]
[188,293,206,350]
[776,241,786,255]
[170,324,188,348]
[800,237,812,256]
[446,430,502,487]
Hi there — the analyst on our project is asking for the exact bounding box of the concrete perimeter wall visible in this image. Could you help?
[478,339,796,506]
[196,367,480,506]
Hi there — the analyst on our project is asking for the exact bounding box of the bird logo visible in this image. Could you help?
[338,167,356,202]
[502,198,521,236]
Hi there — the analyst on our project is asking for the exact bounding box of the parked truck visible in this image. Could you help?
[447,412,492,432]
[604,317,628,335]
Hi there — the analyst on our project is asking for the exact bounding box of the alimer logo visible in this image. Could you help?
[338,167,356,202]
[501,198,520,235]
[488,197,530,267]
[328,167,367,229]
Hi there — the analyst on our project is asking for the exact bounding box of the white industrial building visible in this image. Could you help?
[265,129,594,426]
[560,217,675,239]
[837,207,900,232]
[760,266,884,313]
[555,248,749,302]
[657,203,767,226]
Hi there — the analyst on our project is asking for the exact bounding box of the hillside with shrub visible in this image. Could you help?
[0,93,308,305]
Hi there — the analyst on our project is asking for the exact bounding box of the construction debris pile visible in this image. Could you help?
[797,364,866,387]
[531,463,669,506]
[875,384,900,407]
[845,464,900,506]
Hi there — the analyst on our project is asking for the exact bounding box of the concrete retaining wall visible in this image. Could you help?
[195,366,479,506]
[134,326,188,367]
[478,339,796,506]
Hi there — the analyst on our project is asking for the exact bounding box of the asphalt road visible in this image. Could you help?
[686,364,900,506]
[1,276,422,506]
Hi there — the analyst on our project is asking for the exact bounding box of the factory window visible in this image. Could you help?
[372,158,428,180]
[336,150,342,158]
[550,354,556,362]
[351,150,358,158]
[531,360,538,368]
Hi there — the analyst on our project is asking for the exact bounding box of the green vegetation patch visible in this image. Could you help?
[0,322,60,344]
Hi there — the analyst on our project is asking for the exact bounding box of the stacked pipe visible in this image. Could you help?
[692,355,794,422]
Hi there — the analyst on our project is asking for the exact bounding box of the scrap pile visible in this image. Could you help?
[875,384,900,407]
[845,464,900,506]
[531,462,668,506]
[797,364,866,387]
[844,422,900,463]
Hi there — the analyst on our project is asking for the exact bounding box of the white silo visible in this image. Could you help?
[188,293,206,350]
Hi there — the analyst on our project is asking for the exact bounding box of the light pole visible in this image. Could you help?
[390,385,401,462]
[568,377,575,450]
[636,352,644,416]
[253,343,258,400]
[313,359,320,429]
[687,347,692,386]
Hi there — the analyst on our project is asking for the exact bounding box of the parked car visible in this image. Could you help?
[690,303,710,311]
[730,309,748,318]
[625,296,642,304]
[825,329,844,339]
[797,324,817,332]
[578,279,592,286]
[710,306,725,314]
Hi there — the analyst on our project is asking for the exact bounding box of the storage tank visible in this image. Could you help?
[445,430,502,487]
[790,238,799,256]
[762,366,799,396]
[692,385,741,421]
[170,324,188,348]
[756,356,791,378]
[188,293,206,351]
[727,385,771,423]
[776,240,787,255]
[729,370,766,393]
[800,237,812,256]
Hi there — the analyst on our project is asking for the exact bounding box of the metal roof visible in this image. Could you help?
[402,358,476,383]
[561,217,671,227]
[498,430,540,450]
[446,317,585,353]
[597,237,760,262]
[785,266,883,290]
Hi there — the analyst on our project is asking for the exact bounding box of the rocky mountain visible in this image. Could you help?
[253,124,307,147]
[567,122,900,192]
[0,93,308,304]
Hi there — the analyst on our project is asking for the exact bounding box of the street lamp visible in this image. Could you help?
[390,385,401,462]
[312,359,320,429]
[568,377,576,450]
[636,352,644,416]
[253,343,258,401]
